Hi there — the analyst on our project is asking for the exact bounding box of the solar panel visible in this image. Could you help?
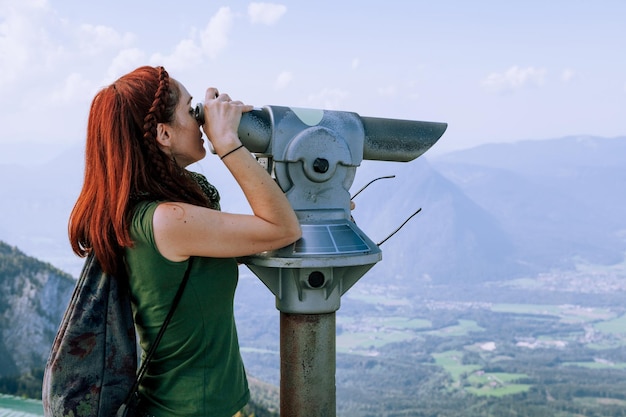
[294,224,370,255]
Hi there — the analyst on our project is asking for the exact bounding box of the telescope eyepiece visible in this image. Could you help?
[194,103,205,125]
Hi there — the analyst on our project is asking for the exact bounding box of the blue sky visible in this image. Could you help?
[1,0,624,156]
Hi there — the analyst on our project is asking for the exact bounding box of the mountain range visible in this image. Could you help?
[1,135,625,288]
[350,135,626,291]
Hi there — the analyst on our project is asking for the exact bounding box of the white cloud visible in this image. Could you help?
[47,72,94,103]
[274,70,293,90]
[306,88,349,110]
[78,24,135,56]
[200,6,234,60]
[149,7,234,71]
[248,2,287,25]
[150,39,202,72]
[106,48,147,82]
[0,0,59,89]
[0,2,140,97]
[351,58,360,70]
[0,1,153,144]
[561,68,576,83]
[482,65,547,94]
[378,84,397,97]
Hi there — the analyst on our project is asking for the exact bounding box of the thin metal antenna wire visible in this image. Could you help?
[377,207,422,246]
[351,175,396,200]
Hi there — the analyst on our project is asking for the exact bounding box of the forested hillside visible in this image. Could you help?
[0,241,74,397]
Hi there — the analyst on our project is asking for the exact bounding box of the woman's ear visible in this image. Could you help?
[155,123,172,149]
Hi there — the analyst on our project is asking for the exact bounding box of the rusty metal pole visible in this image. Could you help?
[280,312,336,417]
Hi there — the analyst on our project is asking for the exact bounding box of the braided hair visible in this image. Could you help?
[69,66,218,275]
[132,66,212,207]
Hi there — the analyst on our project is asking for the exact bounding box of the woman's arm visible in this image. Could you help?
[153,88,301,262]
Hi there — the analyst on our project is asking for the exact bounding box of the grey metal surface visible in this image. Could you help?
[234,106,447,162]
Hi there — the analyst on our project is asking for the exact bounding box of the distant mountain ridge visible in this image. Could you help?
[349,135,626,289]
[0,135,624,287]
[351,157,520,285]
[431,135,626,269]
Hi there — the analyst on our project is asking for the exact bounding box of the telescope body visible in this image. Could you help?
[237,106,447,162]
[229,105,447,314]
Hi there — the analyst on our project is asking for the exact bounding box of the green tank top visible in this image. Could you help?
[125,201,249,417]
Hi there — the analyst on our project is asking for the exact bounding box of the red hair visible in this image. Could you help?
[69,66,209,275]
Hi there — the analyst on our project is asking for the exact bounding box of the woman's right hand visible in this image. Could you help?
[201,87,253,158]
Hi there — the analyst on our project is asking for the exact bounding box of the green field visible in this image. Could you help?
[594,314,626,335]
[432,350,481,382]
[465,383,532,397]
[336,315,487,353]
[336,315,431,353]
[564,361,626,370]
[433,351,531,396]
[427,319,484,337]
[337,293,626,403]
[491,303,616,323]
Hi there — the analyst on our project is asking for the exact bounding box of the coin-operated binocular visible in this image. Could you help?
[195,105,447,314]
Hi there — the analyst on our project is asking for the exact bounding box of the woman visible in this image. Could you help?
[68,66,301,417]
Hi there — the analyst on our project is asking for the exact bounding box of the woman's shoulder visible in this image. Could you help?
[129,200,163,239]
[131,200,161,221]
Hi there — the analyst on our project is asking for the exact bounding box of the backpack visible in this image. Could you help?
[42,253,137,417]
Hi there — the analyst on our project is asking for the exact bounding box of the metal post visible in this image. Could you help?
[280,312,336,417]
